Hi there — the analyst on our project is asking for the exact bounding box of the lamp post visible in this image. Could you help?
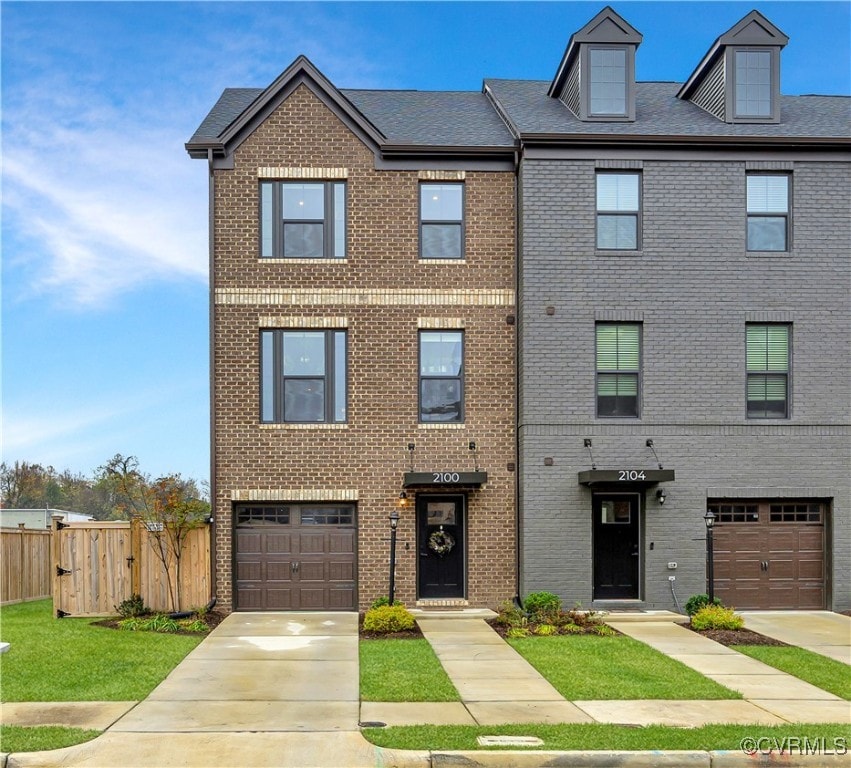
[388,509,400,606]
[703,510,715,602]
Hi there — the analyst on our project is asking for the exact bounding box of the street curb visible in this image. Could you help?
[425,751,708,766]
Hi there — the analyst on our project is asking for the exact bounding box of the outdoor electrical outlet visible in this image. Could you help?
[668,575,676,581]
[667,562,677,569]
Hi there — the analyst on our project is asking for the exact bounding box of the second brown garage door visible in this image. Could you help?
[710,499,826,610]
[234,503,356,611]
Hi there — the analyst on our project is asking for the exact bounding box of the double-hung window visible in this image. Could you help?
[420,183,464,259]
[596,323,640,417]
[597,173,640,250]
[747,174,789,252]
[746,324,789,418]
[260,330,347,423]
[260,181,346,259]
[419,331,464,422]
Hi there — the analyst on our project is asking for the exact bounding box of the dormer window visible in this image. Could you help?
[589,47,628,116]
[548,7,642,122]
[677,11,787,124]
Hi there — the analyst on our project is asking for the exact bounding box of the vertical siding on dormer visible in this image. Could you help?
[559,57,581,117]
[690,55,726,121]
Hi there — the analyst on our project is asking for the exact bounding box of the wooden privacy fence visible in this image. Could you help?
[52,518,212,617]
[1,525,52,605]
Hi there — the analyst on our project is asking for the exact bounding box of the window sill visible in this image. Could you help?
[745,251,792,258]
[418,422,466,429]
[418,259,467,265]
[259,258,349,264]
[595,250,643,257]
[260,423,348,430]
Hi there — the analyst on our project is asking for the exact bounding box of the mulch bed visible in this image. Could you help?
[485,618,620,638]
[680,622,788,647]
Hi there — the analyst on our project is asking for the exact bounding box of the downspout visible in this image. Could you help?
[207,148,218,609]
[512,142,522,606]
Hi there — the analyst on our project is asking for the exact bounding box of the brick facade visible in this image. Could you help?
[211,85,516,612]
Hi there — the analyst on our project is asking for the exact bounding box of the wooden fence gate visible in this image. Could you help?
[52,518,211,617]
[1,525,52,605]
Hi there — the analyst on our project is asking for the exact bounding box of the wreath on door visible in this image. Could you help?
[428,529,455,556]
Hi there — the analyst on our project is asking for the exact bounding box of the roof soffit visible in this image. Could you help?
[217,55,386,156]
[549,6,643,97]
[678,10,789,100]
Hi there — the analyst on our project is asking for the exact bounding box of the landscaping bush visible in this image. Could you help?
[115,594,147,618]
[492,600,526,628]
[118,614,183,633]
[533,623,558,636]
[506,626,530,638]
[523,591,561,621]
[363,604,416,633]
[691,604,744,631]
[370,596,391,609]
[685,593,723,616]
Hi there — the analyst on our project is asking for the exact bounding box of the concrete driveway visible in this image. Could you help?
[739,611,851,665]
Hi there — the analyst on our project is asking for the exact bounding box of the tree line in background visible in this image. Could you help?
[0,454,210,521]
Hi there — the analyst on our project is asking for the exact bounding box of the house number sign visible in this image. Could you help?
[577,469,675,486]
[403,471,488,487]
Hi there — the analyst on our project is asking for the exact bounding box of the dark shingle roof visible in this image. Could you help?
[188,88,262,145]
[342,90,514,147]
[485,80,851,140]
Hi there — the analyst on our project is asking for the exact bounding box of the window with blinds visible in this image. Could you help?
[596,172,640,250]
[596,323,640,417]
[747,174,789,251]
[746,324,789,418]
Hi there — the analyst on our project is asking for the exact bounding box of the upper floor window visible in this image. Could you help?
[589,47,627,116]
[597,172,640,250]
[746,324,789,419]
[261,330,346,423]
[734,50,772,118]
[420,183,464,259]
[747,174,789,252]
[419,331,464,422]
[260,181,346,259]
[596,323,640,418]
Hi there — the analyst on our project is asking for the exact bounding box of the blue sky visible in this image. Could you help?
[2,1,849,486]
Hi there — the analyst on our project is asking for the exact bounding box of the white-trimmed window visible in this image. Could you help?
[260,181,346,259]
[597,172,640,250]
[747,174,789,251]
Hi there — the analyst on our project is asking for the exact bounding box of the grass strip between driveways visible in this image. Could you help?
[732,645,851,700]
[508,635,741,700]
[360,638,459,701]
[0,725,101,753]
[0,599,204,701]
[362,723,851,752]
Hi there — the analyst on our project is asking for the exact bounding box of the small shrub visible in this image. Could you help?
[685,593,723,616]
[591,623,617,637]
[362,604,415,633]
[533,623,558,636]
[115,594,147,618]
[691,604,744,631]
[506,626,530,638]
[370,596,391,610]
[523,591,561,622]
[493,600,526,628]
[178,619,209,633]
[118,614,182,633]
[560,622,583,634]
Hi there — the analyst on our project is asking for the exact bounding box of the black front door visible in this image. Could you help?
[593,493,640,599]
[417,494,465,599]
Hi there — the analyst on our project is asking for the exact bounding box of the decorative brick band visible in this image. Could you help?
[745,311,794,322]
[260,258,349,265]
[259,423,348,430]
[259,316,348,328]
[216,288,515,307]
[418,317,465,329]
[418,170,466,180]
[596,159,644,169]
[417,259,467,265]
[705,487,835,499]
[230,488,359,501]
[595,310,645,321]
[257,167,348,179]
[745,161,793,171]
[418,423,466,429]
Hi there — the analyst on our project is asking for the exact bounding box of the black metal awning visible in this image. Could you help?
[578,469,675,487]
[403,471,488,488]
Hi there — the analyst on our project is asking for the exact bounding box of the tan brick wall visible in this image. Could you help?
[212,84,516,612]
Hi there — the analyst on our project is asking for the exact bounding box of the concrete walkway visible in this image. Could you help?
[739,611,851,666]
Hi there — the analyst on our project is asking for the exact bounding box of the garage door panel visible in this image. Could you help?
[797,586,825,609]
[298,533,327,555]
[798,557,824,580]
[266,561,294,582]
[236,532,262,554]
[265,533,293,554]
[238,588,263,610]
[328,561,355,581]
[298,589,327,609]
[237,561,263,581]
[769,557,795,579]
[298,561,327,582]
[797,530,824,552]
[266,588,294,610]
[329,588,355,610]
[329,532,355,554]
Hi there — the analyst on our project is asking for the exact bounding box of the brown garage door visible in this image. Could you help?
[710,500,826,609]
[234,503,356,611]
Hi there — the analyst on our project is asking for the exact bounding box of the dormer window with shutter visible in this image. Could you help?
[677,10,788,124]
[548,6,642,122]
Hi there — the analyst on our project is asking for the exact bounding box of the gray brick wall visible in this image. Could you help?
[518,156,851,612]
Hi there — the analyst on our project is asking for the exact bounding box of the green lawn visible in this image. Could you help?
[0,725,101,754]
[733,645,851,700]
[0,599,203,701]
[508,635,740,700]
[362,723,851,752]
[360,638,459,701]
